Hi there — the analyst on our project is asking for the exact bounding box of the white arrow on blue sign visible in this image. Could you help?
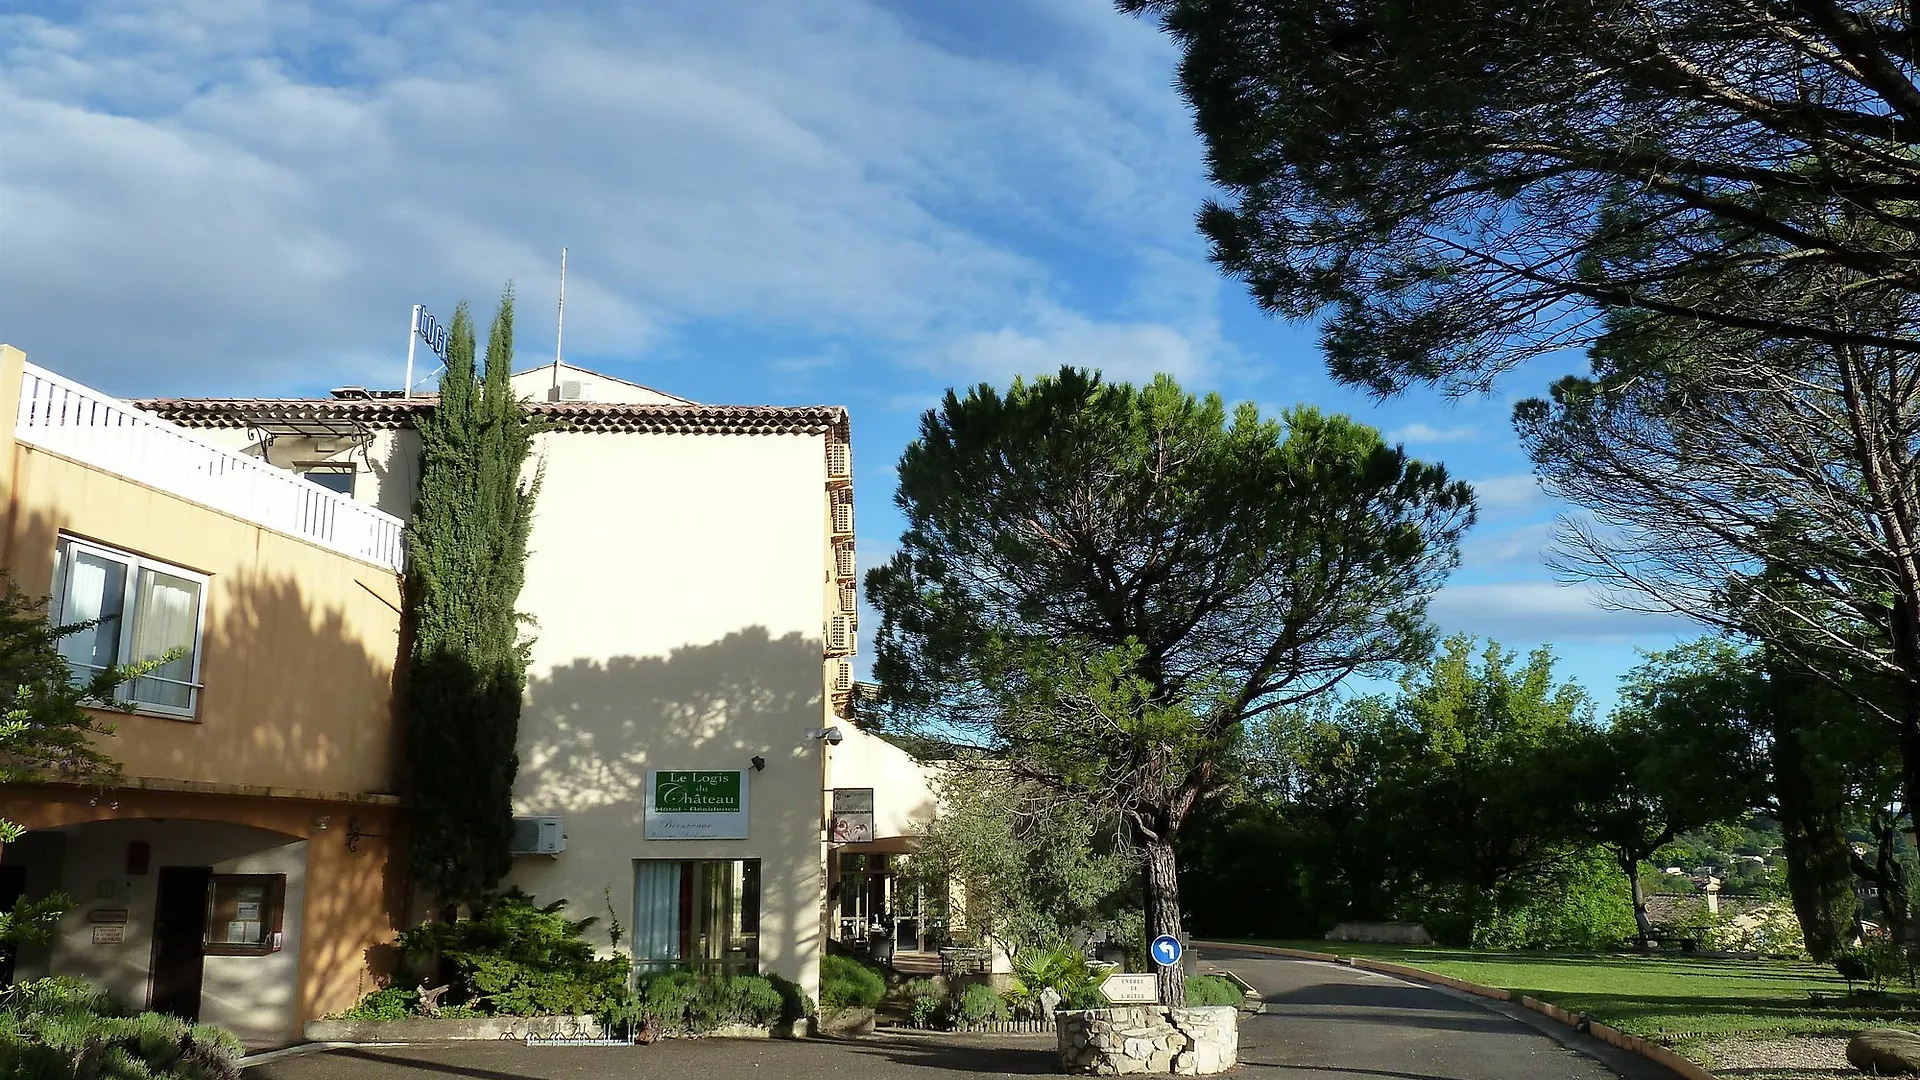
[1150,934,1183,967]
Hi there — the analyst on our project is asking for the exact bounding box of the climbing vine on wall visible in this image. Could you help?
[404,286,542,906]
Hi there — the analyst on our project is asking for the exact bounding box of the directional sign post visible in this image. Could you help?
[1100,972,1158,1004]
[1150,934,1184,968]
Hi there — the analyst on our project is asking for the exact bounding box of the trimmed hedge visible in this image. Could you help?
[820,954,886,1013]
[1183,975,1243,1007]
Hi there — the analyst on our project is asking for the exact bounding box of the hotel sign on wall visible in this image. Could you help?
[831,788,875,844]
[645,770,749,839]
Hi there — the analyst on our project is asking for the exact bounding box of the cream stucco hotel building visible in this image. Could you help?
[0,347,938,1046]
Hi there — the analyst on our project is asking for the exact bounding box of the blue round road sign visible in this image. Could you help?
[1150,934,1183,967]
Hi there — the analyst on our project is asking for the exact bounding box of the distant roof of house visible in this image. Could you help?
[509,361,696,405]
[135,396,848,436]
[1641,893,1772,925]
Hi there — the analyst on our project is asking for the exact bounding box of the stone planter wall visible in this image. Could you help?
[305,1014,795,1042]
[1055,1006,1237,1076]
[305,1014,601,1042]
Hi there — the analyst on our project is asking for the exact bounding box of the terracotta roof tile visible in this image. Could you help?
[136,397,848,436]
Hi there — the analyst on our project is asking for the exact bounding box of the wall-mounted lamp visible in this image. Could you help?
[750,755,766,772]
[314,815,332,831]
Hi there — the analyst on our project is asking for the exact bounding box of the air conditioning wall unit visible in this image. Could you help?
[826,440,852,482]
[831,658,852,693]
[548,380,594,402]
[835,542,856,581]
[827,614,857,655]
[508,815,567,856]
[831,490,854,536]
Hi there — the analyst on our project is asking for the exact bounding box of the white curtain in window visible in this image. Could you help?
[632,861,682,970]
[128,569,200,709]
[56,551,125,676]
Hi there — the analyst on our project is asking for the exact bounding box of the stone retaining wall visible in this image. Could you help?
[304,1015,602,1042]
[1055,1006,1237,1075]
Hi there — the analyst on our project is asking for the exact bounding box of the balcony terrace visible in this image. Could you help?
[13,362,405,572]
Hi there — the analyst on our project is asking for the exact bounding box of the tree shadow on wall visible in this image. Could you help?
[517,627,826,815]
[514,627,828,972]
[0,502,411,1018]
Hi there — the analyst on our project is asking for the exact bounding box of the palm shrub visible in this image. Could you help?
[819,954,885,1014]
[0,976,242,1080]
[1008,945,1107,1012]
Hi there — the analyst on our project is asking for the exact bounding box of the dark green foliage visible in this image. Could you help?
[1562,641,1770,943]
[909,993,945,1028]
[1182,637,1622,942]
[1471,848,1637,951]
[397,890,629,1017]
[1,575,158,944]
[338,987,417,1021]
[1122,0,1920,396]
[403,289,541,906]
[1182,976,1242,1008]
[630,971,790,1033]
[868,368,1472,1002]
[953,982,1009,1025]
[818,954,885,1013]
[0,976,241,1080]
[900,767,1137,962]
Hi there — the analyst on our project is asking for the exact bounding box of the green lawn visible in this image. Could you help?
[1227,939,1920,1048]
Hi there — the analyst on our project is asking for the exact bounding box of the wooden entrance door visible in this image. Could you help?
[149,866,211,1020]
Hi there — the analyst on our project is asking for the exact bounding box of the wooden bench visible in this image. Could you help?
[939,947,991,977]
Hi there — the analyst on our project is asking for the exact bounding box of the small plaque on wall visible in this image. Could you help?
[91,925,125,945]
[88,908,129,924]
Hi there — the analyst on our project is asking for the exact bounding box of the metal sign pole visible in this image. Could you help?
[403,304,421,399]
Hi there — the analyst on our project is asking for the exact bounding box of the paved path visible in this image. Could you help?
[249,948,1674,1079]
[1202,945,1668,1080]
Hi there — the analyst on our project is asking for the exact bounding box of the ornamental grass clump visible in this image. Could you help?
[0,975,243,1080]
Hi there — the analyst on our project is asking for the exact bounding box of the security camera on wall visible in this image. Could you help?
[805,726,845,745]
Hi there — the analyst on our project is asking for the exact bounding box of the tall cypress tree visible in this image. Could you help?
[404,287,541,906]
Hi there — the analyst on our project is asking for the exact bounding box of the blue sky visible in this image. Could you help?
[0,0,1694,713]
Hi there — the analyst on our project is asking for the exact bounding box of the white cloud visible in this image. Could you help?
[924,311,1214,389]
[1428,581,1695,644]
[1466,474,1548,516]
[1458,520,1557,571]
[1386,421,1481,444]
[0,1,1211,398]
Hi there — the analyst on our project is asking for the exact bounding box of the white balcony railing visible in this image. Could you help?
[15,363,406,572]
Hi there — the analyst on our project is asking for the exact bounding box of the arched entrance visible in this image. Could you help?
[3,816,307,1047]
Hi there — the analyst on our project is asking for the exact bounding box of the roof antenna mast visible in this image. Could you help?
[551,247,567,399]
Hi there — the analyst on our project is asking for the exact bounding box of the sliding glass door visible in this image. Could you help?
[632,859,760,975]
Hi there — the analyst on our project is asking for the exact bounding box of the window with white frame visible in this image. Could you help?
[51,537,207,718]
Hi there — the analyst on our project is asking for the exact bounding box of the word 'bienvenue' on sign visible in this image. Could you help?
[1100,973,1158,1004]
